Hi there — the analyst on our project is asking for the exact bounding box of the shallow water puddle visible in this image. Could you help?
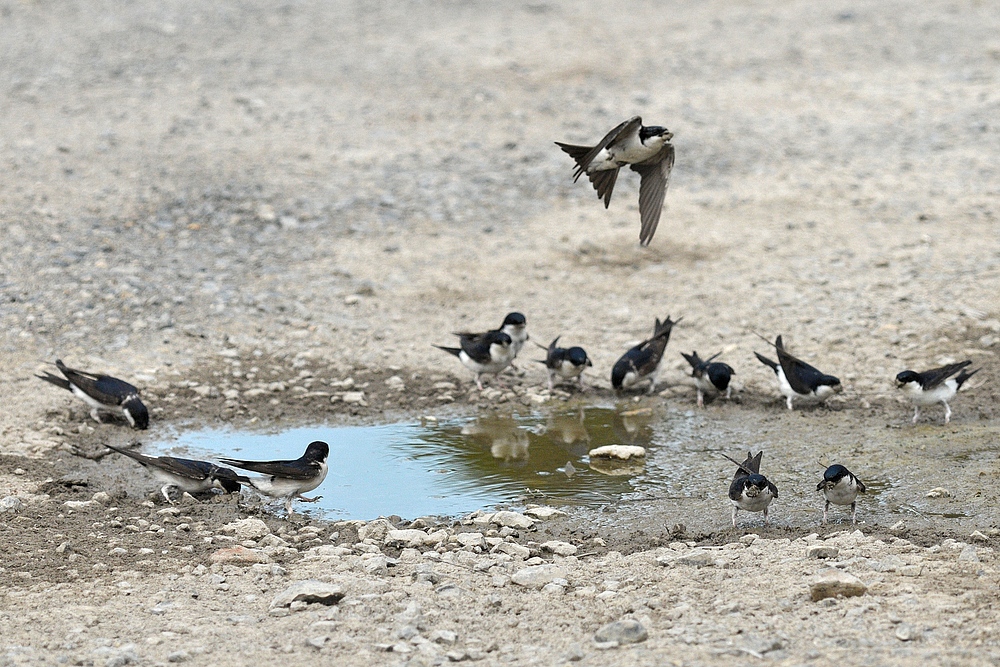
[152,406,682,520]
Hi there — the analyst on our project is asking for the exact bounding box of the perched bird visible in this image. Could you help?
[37,359,149,430]
[435,330,515,390]
[754,335,841,410]
[497,312,529,358]
[611,316,680,393]
[537,336,592,390]
[220,441,330,515]
[556,116,674,246]
[681,351,735,407]
[723,451,779,528]
[895,361,979,424]
[105,443,244,504]
[817,464,866,524]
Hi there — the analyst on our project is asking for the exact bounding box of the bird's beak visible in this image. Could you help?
[665,132,674,141]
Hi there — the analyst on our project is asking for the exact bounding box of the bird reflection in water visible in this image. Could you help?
[460,415,530,462]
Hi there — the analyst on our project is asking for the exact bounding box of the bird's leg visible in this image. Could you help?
[725,386,732,400]
[697,389,704,408]
[943,401,952,424]
[475,374,485,391]
[822,500,829,525]
[731,506,738,528]
[547,373,554,392]
[763,506,770,526]
[850,501,857,524]
[89,408,104,424]
[297,494,322,503]
[284,498,295,515]
[786,396,794,410]
[912,406,920,424]
[161,485,175,505]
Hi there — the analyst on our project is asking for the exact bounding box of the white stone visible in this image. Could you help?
[495,542,530,559]
[511,564,567,589]
[810,569,867,601]
[455,533,486,549]
[222,518,270,540]
[491,511,535,529]
[588,445,646,460]
[541,541,577,556]
[271,580,344,609]
[358,519,395,542]
[342,391,367,405]
[385,529,430,548]
[523,507,567,520]
[0,496,25,513]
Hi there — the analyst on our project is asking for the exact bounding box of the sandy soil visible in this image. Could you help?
[2,0,1000,664]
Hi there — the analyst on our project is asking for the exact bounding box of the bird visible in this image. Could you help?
[817,464,866,524]
[895,361,979,424]
[754,335,841,410]
[722,451,779,528]
[556,116,674,246]
[497,312,529,359]
[36,359,149,430]
[536,336,592,390]
[105,443,245,504]
[611,316,680,393]
[435,330,515,390]
[220,441,330,515]
[681,351,734,407]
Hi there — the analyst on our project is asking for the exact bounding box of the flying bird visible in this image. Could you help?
[37,359,149,429]
[681,350,734,407]
[556,116,674,246]
[105,443,244,504]
[611,316,681,393]
[895,361,979,424]
[722,451,779,528]
[537,336,592,390]
[220,441,330,515]
[817,464,866,524]
[435,330,515,390]
[754,335,841,409]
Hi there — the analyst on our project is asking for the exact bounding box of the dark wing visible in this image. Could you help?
[630,143,674,246]
[728,476,748,501]
[457,333,494,364]
[630,337,668,376]
[681,351,704,374]
[57,360,139,405]
[767,478,779,499]
[106,444,212,481]
[918,361,972,390]
[774,338,826,395]
[855,475,866,493]
[558,116,641,176]
[218,457,321,481]
[433,345,462,359]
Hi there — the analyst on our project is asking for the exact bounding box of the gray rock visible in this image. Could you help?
[270,580,344,609]
[0,496,26,513]
[429,629,458,645]
[511,564,567,589]
[495,542,530,559]
[541,540,577,556]
[958,545,979,563]
[895,623,922,641]
[807,545,839,559]
[222,518,270,540]
[810,569,867,601]
[593,619,648,645]
[385,528,429,548]
[491,511,535,529]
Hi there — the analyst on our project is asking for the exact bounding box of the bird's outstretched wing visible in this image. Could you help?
[631,143,674,246]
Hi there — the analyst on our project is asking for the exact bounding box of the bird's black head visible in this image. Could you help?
[486,331,513,347]
[123,396,149,430]
[502,312,526,327]
[819,374,842,390]
[639,125,672,142]
[304,440,330,463]
[567,347,591,367]
[707,363,734,391]
[823,464,850,484]
[745,473,768,491]
[895,370,920,386]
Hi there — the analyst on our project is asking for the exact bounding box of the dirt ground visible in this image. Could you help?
[2,0,1000,664]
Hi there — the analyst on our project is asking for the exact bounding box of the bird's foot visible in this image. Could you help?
[297,494,322,503]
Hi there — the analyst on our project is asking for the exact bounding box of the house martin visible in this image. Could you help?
[754,335,841,409]
[498,312,529,358]
[37,359,149,429]
[220,440,330,514]
[536,336,592,390]
[681,350,734,407]
[435,330,515,390]
[105,443,245,504]
[611,316,680,393]
[895,360,979,424]
[722,451,778,527]
[817,464,866,524]
[556,116,674,246]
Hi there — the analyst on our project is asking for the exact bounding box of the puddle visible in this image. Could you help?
[151,406,676,520]
[145,405,1000,531]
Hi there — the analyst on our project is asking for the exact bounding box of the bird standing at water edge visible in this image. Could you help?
[754,335,841,409]
[220,440,330,515]
[681,350,734,407]
[105,443,245,504]
[723,451,778,528]
[611,316,681,393]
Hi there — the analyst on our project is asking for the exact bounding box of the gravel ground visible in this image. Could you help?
[2,0,1000,664]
